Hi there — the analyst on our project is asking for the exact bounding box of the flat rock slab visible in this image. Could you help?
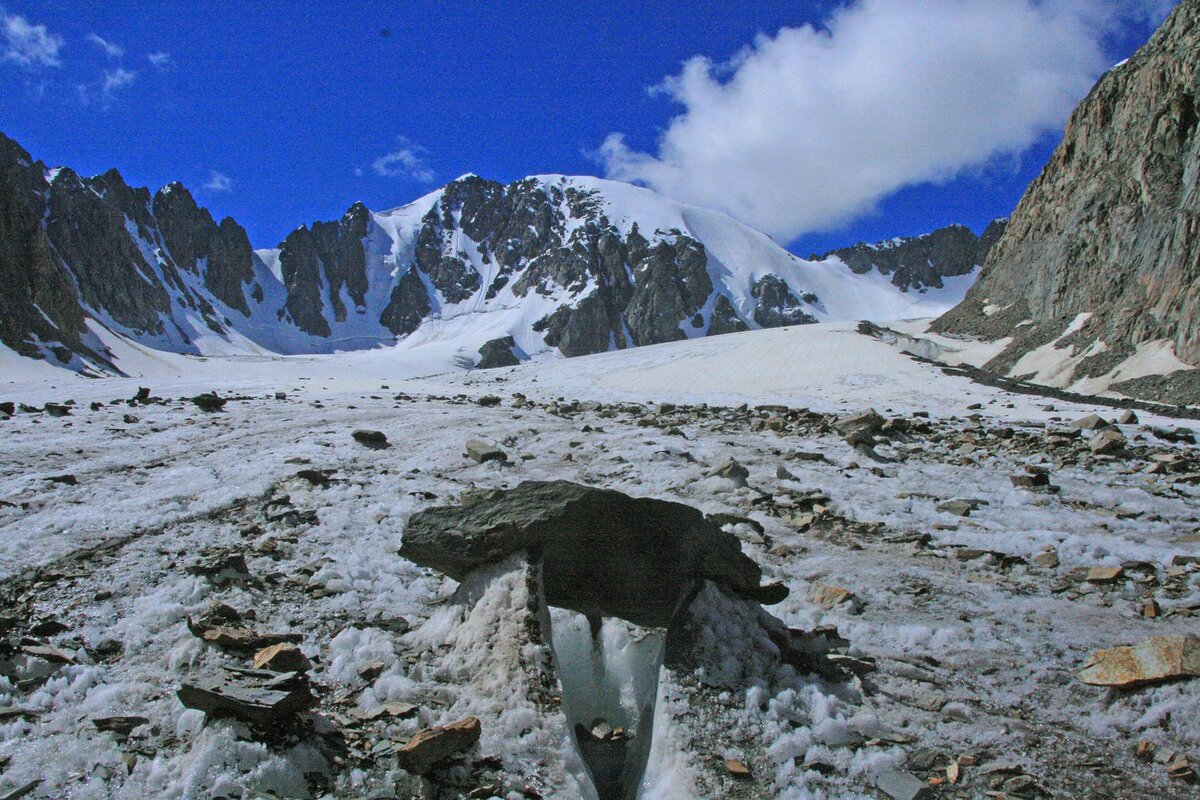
[396,716,482,775]
[401,480,766,627]
[1079,635,1200,688]
[177,668,316,726]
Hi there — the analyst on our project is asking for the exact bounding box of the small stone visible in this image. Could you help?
[46,474,78,486]
[44,403,71,417]
[1078,635,1200,687]
[92,716,149,736]
[465,440,507,464]
[937,500,974,517]
[807,583,860,611]
[1032,549,1060,569]
[724,758,752,779]
[1086,566,1125,584]
[352,430,389,449]
[874,768,934,800]
[20,644,75,664]
[476,395,501,407]
[706,458,750,482]
[253,643,311,673]
[190,393,227,412]
[1140,598,1161,618]
[1090,428,1127,455]
[358,661,386,681]
[396,716,482,775]
[1071,414,1111,431]
[1119,409,1139,425]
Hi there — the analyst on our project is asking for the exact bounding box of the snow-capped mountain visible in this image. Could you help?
[0,132,984,376]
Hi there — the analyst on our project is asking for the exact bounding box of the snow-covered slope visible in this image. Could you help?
[1,130,981,376]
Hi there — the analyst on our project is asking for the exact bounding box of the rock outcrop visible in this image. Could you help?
[933,0,1200,401]
[814,221,1006,291]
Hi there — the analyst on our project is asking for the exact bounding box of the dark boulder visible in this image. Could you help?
[401,481,774,627]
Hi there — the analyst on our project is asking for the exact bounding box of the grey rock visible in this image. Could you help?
[476,336,521,369]
[814,221,1005,291]
[874,769,934,800]
[177,668,316,726]
[400,481,767,627]
[465,440,507,463]
[934,2,1200,402]
[352,429,390,449]
[1091,428,1128,455]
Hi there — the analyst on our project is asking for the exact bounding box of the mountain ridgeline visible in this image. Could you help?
[0,132,998,376]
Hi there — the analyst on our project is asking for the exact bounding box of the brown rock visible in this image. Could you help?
[724,758,752,779]
[252,643,311,673]
[1078,635,1200,687]
[396,716,482,775]
[1086,566,1125,584]
[807,583,859,611]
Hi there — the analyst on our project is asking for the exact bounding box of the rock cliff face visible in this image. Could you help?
[0,134,269,373]
[815,221,1006,292]
[0,132,982,376]
[933,0,1200,401]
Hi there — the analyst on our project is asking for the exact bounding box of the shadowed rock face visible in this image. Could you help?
[815,222,1006,292]
[278,202,371,337]
[934,0,1200,392]
[400,481,766,628]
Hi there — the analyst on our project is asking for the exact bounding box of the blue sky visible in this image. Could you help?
[1,1,1171,255]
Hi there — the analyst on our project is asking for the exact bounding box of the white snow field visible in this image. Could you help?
[0,321,1197,799]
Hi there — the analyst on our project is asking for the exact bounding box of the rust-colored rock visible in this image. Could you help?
[396,716,482,775]
[1078,635,1200,687]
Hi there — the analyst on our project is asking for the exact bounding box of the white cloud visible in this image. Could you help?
[2,9,63,68]
[601,0,1176,242]
[204,171,232,192]
[370,137,435,182]
[86,32,123,58]
[102,66,135,95]
[147,51,172,69]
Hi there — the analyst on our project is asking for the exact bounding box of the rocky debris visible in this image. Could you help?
[936,498,985,517]
[395,716,482,775]
[351,429,389,449]
[122,414,139,424]
[1091,428,1128,455]
[874,768,933,800]
[476,394,502,407]
[835,409,885,445]
[401,481,770,627]
[92,716,149,737]
[252,643,311,673]
[45,474,77,486]
[464,439,508,464]
[705,457,750,487]
[185,552,252,584]
[294,468,333,486]
[1078,635,1200,687]
[190,392,227,412]
[177,667,316,726]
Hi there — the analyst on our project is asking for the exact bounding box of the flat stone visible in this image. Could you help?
[1071,414,1111,430]
[875,768,934,800]
[465,439,507,464]
[252,643,311,673]
[401,480,767,628]
[396,716,482,775]
[1086,566,1125,583]
[1078,635,1200,687]
[807,583,859,611]
[724,758,752,779]
[177,669,316,725]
